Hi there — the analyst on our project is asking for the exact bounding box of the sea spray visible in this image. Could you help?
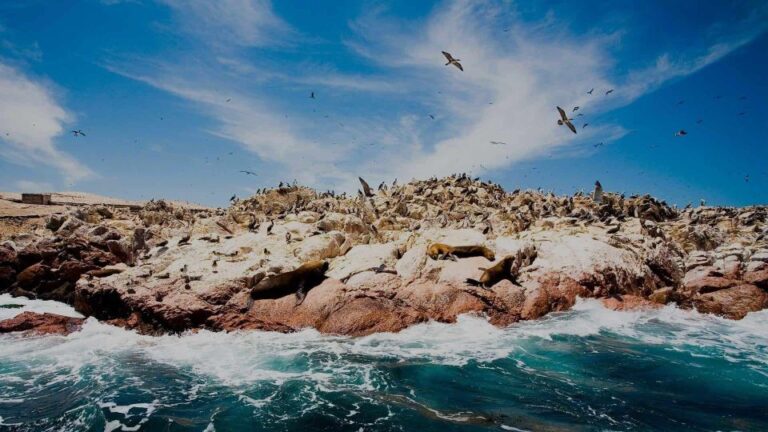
[1,298,768,430]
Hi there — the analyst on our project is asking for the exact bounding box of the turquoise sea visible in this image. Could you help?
[1,295,767,431]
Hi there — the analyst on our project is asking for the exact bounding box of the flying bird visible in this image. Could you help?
[576,113,584,117]
[587,88,594,95]
[676,100,685,105]
[441,51,463,71]
[556,106,577,134]
[359,176,374,197]
[429,114,435,119]
[310,91,315,99]
[696,119,703,124]
[605,89,614,95]
[490,141,508,145]
[675,130,687,137]
[593,142,604,148]
[239,170,258,176]
[226,98,231,102]
[71,130,86,137]
[582,123,589,129]
[573,106,580,112]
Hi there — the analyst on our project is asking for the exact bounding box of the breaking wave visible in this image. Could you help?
[1,295,767,431]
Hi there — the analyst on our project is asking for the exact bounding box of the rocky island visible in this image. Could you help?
[2,175,767,337]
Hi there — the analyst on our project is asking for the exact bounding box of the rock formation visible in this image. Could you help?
[1,176,766,336]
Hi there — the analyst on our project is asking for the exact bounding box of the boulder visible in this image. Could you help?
[0,311,84,335]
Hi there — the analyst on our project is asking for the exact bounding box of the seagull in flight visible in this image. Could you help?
[442,51,463,71]
[605,89,614,95]
[239,170,258,176]
[310,91,315,99]
[429,114,435,119]
[675,130,687,137]
[490,141,508,146]
[593,142,604,148]
[556,106,577,134]
[71,130,86,137]
[587,88,594,95]
[572,106,580,112]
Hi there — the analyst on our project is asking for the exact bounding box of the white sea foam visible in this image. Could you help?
[1,297,767,390]
[0,293,83,320]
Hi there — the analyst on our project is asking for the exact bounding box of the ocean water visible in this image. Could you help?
[1,295,767,432]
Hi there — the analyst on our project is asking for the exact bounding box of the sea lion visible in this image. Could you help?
[246,260,329,309]
[465,256,516,288]
[427,243,495,261]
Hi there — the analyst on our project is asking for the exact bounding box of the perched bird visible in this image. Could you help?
[675,130,688,137]
[441,51,463,71]
[239,170,258,176]
[572,106,580,112]
[489,141,508,146]
[556,106,577,134]
[605,89,614,95]
[587,88,594,95]
[358,177,374,197]
[593,181,603,203]
[285,232,292,243]
[71,130,86,137]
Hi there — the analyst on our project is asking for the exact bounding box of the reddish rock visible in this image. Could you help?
[16,263,52,289]
[0,244,19,268]
[57,260,98,282]
[0,312,84,335]
[693,284,768,319]
[744,266,768,289]
[0,266,16,290]
[602,295,662,311]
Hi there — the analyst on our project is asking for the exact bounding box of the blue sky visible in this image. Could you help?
[0,0,766,207]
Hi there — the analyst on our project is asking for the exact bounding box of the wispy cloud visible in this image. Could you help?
[0,61,93,183]
[105,0,765,191]
[14,179,54,192]
[103,61,351,187]
[158,0,295,48]
[343,0,766,182]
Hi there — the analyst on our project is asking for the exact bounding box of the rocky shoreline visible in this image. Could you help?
[1,176,767,336]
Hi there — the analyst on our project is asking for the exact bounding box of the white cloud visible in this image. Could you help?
[158,0,294,48]
[14,179,53,192]
[106,0,765,192]
[0,61,93,183]
[343,0,766,183]
[103,63,351,188]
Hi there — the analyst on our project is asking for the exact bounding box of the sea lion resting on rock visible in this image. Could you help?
[427,243,495,261]
[246,260,329,309]
[465,256,517,289]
